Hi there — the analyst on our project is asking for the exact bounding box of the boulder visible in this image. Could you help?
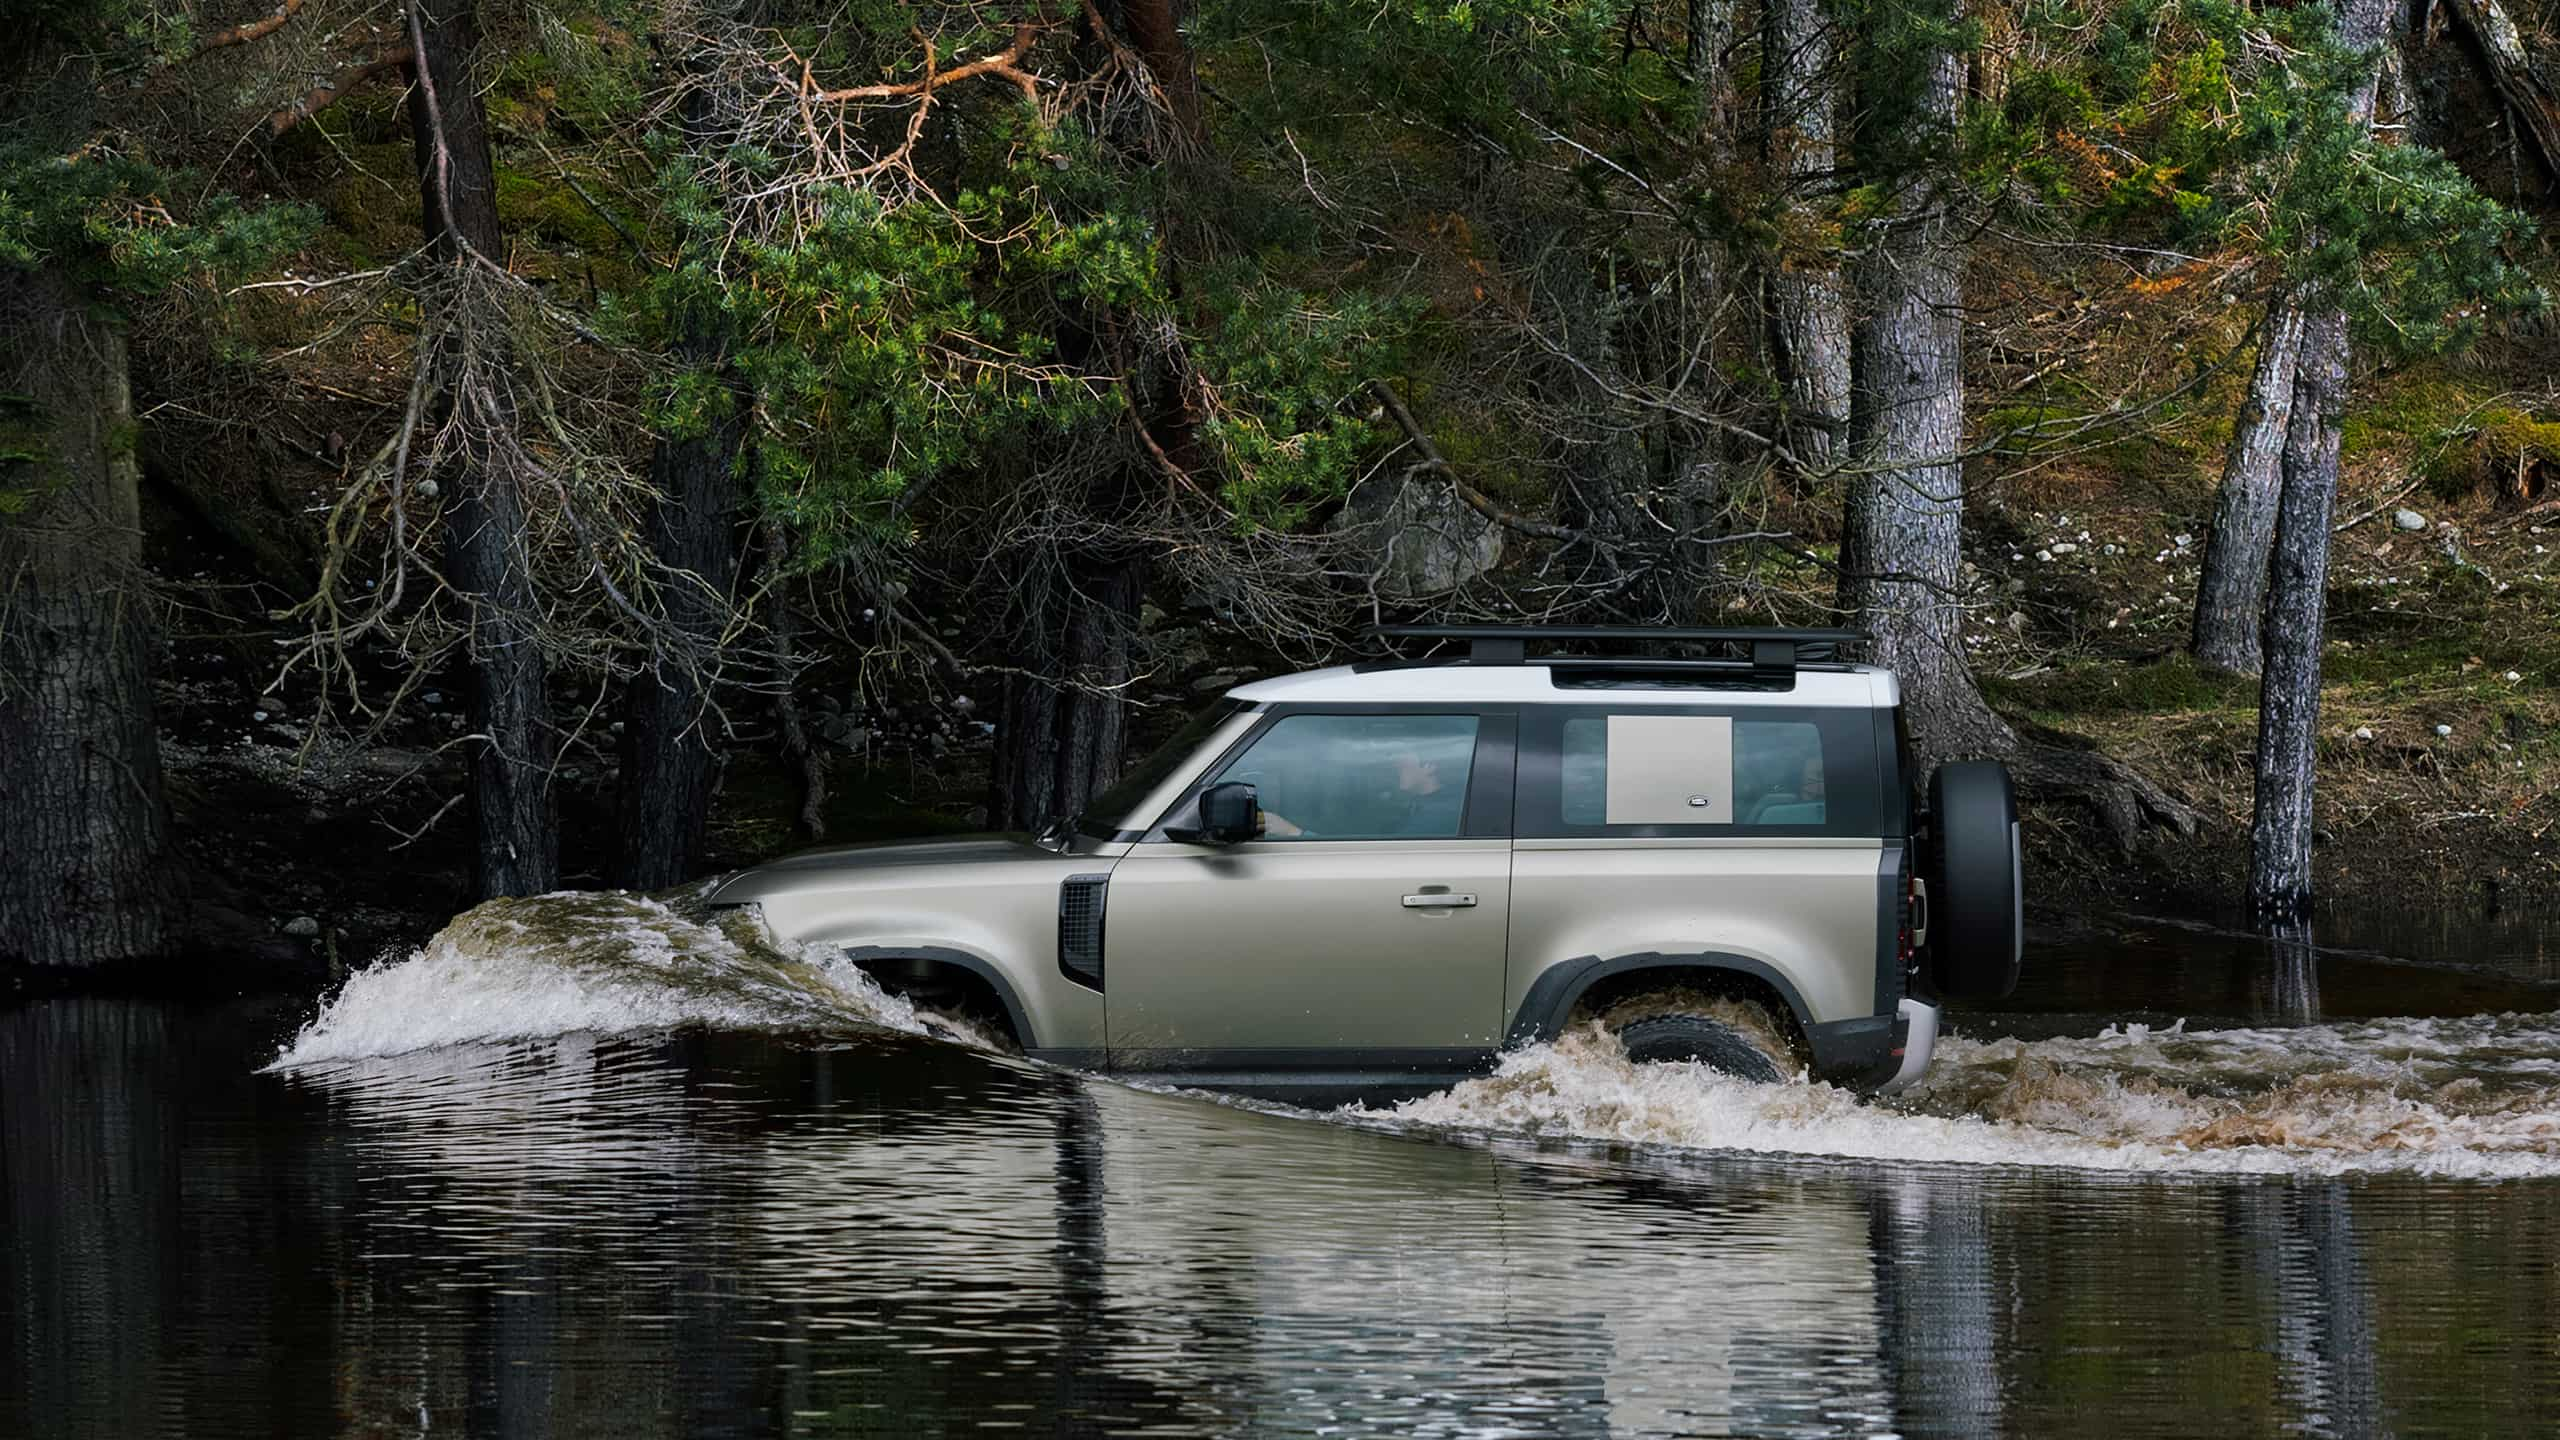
[1330,473,1503,598]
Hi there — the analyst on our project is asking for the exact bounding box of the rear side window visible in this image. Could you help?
[1527,706,1876,838]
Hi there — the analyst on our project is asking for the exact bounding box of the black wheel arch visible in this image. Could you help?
[1507,952,1813,1051]
[840,945,1036,1050]
[1508,952,1907,1086]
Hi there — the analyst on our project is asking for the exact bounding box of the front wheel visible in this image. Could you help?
[1613,1012,1786,1083]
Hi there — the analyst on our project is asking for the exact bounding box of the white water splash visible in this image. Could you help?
[1351,1015,2560,1179]
[272,892,2560,1178]
[270,891,940,1069]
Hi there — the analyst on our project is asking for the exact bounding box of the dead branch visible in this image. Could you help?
[268,44,413,136]
[1366,379,1582,544]
[191,0,306,55]
[795,23,1045,103]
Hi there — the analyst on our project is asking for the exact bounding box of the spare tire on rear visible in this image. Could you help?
[1925,761,2023,1002]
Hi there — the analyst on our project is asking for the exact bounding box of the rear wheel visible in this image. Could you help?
[1613,1012,1786,1083]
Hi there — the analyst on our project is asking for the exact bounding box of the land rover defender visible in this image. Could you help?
[706,626,2024,1101]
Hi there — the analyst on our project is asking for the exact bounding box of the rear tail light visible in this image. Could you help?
[1896,854,1916,969]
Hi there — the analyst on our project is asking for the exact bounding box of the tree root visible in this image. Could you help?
[2006,738,2198,854]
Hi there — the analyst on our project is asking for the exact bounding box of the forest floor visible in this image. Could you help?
[1951,367,2560,932]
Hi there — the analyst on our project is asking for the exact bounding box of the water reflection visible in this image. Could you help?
[7,1000,2560,1438]
[2260,921,2324,1026]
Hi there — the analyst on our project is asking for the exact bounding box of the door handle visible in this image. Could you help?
[1402,893,1478,908]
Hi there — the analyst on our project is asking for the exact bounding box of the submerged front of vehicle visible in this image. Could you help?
[702,832,1119,1060]
[697,697,1264,1062]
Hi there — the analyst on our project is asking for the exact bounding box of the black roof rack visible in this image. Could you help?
[1369,624,1864,678]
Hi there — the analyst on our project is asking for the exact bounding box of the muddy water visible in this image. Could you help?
[6,898,2560,1437]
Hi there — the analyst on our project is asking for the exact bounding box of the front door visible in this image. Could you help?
[1104,710,1512,1071]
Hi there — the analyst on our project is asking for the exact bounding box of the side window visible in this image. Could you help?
[1733,721,1826,825]
[1539,708,1870,835]
[1214,714,1480,841]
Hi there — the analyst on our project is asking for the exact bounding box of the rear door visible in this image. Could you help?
[1103,708,1516,1069]
[1507,704,1890,1030]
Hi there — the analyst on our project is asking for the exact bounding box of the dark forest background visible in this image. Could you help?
[4,0,2558,976]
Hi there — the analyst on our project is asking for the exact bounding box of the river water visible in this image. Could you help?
[7,894,2560,1437]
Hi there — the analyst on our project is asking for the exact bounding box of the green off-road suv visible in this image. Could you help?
[708,627,2023,1101]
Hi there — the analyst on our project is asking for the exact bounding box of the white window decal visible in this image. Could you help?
[1603,714,1732,824]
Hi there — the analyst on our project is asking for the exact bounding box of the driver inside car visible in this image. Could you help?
[1261,744,1464,839]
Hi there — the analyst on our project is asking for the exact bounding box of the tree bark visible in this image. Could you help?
[992,558,1140,833]
[2245,0,2393,917]
[613,346,741,890]
[1690,0,1738,145]
[1837,25,2193,848]
[409,0,558,898]
[2441,0,2560,184]
[2248,307,2348,921]
[1096,0,1206,147]
[613,77,745,892]
[1838,46,2013,761]
[2190,303,2304,674]
[1763,0,1851,467]
[0,268,179,968]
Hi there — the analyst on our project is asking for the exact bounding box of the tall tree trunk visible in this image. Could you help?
[992,556,1140,833]
[984,0,1197,830]
[0,268,178,967]
[2190,303,2304,674]
[1690,0,1738,145]
[2245,0,2393,917]
[1651,0,1737,607]
[613,337,741,889]
[2247,308,2348,920]
[613,75,745,892]
[409,0,558,897]
[1763,0,1851,467]
[1102,0,1205,145]
[1838,44,2014,761]
[1834,7,2195,848]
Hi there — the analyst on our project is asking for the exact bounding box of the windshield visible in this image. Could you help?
[1073,698,1251,838]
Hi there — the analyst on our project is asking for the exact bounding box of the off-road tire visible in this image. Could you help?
[1614,1013,1786,1082]
[1925,760,2024,1002]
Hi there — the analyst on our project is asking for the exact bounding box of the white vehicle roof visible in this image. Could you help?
[1228,663,1899,709]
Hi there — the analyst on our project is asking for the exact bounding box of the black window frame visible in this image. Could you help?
[1141,703,1518,843]
[1516,703,1882,840]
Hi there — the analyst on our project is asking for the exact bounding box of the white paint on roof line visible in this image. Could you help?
[1226,663,1896,708]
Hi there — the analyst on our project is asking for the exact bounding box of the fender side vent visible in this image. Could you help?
[1058,874,1109,990]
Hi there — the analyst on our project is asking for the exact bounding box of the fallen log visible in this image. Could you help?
[2441,0,2560,184]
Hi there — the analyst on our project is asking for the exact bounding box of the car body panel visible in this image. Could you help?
[710,835,1115,1053]
[1505,837,1883,1029]
[1104,836,1512,1057]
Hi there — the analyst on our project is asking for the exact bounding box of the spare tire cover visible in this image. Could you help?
[1926,760,2022,1002]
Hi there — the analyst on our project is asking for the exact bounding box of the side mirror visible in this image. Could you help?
[1188,781,1262,845]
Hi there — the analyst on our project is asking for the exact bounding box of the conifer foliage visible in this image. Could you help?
[0,0,2546,957]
